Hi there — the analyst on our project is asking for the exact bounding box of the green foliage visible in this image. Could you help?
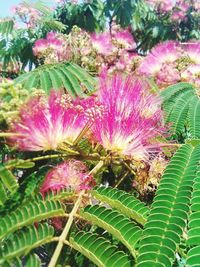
[70,231,132,267]
[92,186,149,225]
[0,163,18,195]
[0,223,54,265]
[26,253,42,267]
[14,62,96,97]
[0,198,64,240]
[55,0,105,33]
[0,18,14,36]
[186,167,200,266]
[81,205,142,257]
[161,82,200,138]
[136,144,200,267]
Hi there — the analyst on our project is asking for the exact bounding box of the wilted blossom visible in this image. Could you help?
[7,90,93,151]
[133,154,168,194]
[91,72,164,161]
[40,160,94,194]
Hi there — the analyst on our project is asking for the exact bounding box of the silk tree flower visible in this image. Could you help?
[112,29,136,50]
[33,32,70,63]
[181,64,200,88]
[91,73,164,160]
[184,42,200,64]
[138,41,181,77]
[33,39,48,56]
[40,160,94,194]
[7,90,93,151]
[91,32,113,56]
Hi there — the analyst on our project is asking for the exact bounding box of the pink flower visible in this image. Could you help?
[181,64,200,87]
[112,29,136,49]
[156,63,181,85]
[8,90,92,151]
[138,41,181,77]
[91,32,113,55]
[184,42,200,64]
[40,160,94,194]
[33,39,48,55]
[91,72,164,160]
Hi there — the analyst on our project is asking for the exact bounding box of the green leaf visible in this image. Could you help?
[188,95,200,138]
[81,205,142,258]
[70,231,132,267]
[136,144,200,267]
[91,186,149,225]
[14,62,96,97]
[0,198,64,240]
[26,253,41,267]
[187,167,200,266]
[0,18,14,36]
[0,164,18,194]
[0,223,54,264]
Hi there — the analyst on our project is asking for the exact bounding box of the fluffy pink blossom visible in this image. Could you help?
[138,41,181,76]
[184,42,200,64]
[40,160,94,194]
[181,64,200,87]
[33,39,48,55]
[156,63,181,85]
[8,90,92,151]
[171,0,190,21]
[112,29,136,49]
[91,32,113,55]
[91,73,164,160]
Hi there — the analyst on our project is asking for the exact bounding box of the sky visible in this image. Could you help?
[0,0,55,17]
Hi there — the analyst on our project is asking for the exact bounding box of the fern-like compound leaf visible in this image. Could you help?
[26,253,42,267]
[0,223,54,264]
[188,95,200,139]
[14,62,96,97]
[92,186,149,225]
[160,82,200,137]
[0,199,64,240]
[0,18,14,36]
[70,231,132,267]
[136,144,200,267]
[187,167,200,266]
[81,204,142,257]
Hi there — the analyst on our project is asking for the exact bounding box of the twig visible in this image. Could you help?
[48,160,104,267]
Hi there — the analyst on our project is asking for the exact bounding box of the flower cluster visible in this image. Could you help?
[91,72,164,160]
[7,90,93,151]
[11,3,41,28]
[33,26,139,74]
[7,72,164,162]
[33,32,71,64]
[0,80,29,125]
[40,160,94,194]
[146,0,195,22]
[137,40,200,88]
